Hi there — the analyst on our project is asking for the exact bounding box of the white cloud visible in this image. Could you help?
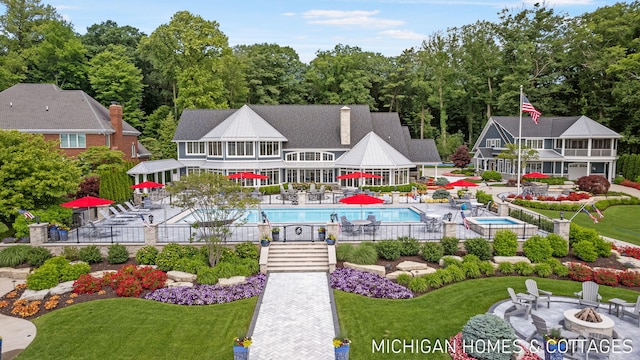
[54,5,80,10]
[302,9,404,28]
[378,29,426,40]
[281,12,296,17]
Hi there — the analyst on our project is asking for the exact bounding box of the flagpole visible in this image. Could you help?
[517,85,523,197]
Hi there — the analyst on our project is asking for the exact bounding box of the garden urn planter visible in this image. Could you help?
[326,238,336,245]
[318,230,326,241]
[260,239,270,247]
[335,344,349,360]
[271,231,280,241]
[48,225,59,241]
[233,345,249,360]
[544,341,565,360]
[58,229,69,241]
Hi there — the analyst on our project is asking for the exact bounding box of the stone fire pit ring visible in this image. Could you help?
[563,308,615,337]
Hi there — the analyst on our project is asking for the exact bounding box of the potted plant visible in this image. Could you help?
[333,337,350,360]
[326,234,336,245]
[48,223,60,241]
[57,224,70,241]
[260,234,271,247]
[544,328,566,360]
[233,336,251,360]
[318,227,326,241]
[271,227,280,241]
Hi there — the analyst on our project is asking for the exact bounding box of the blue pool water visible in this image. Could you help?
[474,218,520,225]
[178,207,421,223]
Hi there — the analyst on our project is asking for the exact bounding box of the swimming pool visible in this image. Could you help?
[474,218,521,225]
[176,207,421,224]
[466,216,538,237]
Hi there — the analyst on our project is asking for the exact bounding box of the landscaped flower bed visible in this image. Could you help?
[329,268,413,299]
[144,273,266,305]
[508,192,591,201]
[614,244,640,260]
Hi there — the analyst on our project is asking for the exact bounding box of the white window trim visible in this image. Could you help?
[208,141,222,157]
[185,142,206,155]
[485,138,500,148]
[285,151,334,162]
[259,141,280,157]
[60,133,86,148]
[227,141,255,158]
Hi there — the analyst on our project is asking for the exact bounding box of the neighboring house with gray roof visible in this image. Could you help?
[0,84,150,161]
[173,104,441,186]
[471,116,622,181]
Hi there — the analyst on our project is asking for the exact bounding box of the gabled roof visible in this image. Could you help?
[335,131,414,168]
[201,105,287,141]
[560,116,622,138]
[0,84,140,135]
[490,116,620,139]
[127,159,185,175]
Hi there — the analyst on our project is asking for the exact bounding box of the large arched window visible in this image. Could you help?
[285,151,334,162]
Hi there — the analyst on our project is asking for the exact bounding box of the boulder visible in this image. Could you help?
[493,256,531,264]
[344,262,386,277]
[396,261,429,271]
[20,289,49,301]
[218,276,246,286]
[90,270,116,278]
[439,256,463,267]
[0,267,31,279]
[411,268,436,277]
[49,281,75,295]
[386,271,413,280]
[166,281,193,288]
[167,270,197,282]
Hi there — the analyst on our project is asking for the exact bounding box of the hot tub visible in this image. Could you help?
[465,216,538,237]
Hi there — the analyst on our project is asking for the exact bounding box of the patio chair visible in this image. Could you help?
[109,206,138,218]
[477,201,492,216]
[381,194,392,204]
[448,196,461,209]
[98,209,130,223]
[340,218,360,236]
[585,332,614,360]
[574,281,602,309]
[620,295,640,327]
[363,220,381,235]
[525,279,552,310]
[125,201,149,212]
[505,288,531,320]
[87,222,115,237]
[143,197,161,210]
[526,314,580,344]
[117,203,144,215]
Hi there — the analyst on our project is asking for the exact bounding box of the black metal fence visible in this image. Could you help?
[508,208,554,233]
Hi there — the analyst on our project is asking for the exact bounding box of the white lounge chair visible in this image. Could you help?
[505,287,531,320]
[125,201,150,212]
[109,206,138,218]
[525,279,552,310]
[574,281,602,309]
[97,209,130,224]
[117,203,144,215]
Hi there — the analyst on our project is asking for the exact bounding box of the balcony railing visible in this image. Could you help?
[563,149,614,157]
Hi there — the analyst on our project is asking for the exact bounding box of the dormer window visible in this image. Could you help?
[486,139,500,148]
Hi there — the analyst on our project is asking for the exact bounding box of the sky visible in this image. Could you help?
[44,0,623,63]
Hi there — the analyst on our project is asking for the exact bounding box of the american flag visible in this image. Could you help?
[18,209,35,219]
[140,214,151,229]
[592,204,604,219]
[461,211,470,230]
[522,95,541,124]
[582,208,598,224]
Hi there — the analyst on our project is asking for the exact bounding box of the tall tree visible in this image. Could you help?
[0,0,60,51]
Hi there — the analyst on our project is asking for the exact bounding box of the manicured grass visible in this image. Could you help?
[530,205,640,246]
[19,297,257,360]
[335,277,640,360]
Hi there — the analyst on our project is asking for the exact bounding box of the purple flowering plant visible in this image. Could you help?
[330,268,413,299]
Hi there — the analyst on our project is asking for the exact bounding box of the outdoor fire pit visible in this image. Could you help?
[563,308,614,336]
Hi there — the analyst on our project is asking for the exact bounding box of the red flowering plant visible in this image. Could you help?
[567,262,593,282]
[73,274,105,294]
[617,246,640,260]
[619,270,640,287]
[593,268,619,287]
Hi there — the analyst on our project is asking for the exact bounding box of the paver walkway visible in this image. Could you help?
[249,272,336,359]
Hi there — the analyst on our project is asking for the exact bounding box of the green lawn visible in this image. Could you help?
[530,205,640,246]
[336,277,640,360]
[17,277,640,360]
[19,297,257,360]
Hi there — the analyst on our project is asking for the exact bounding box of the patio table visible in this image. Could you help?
[608,298,629,317]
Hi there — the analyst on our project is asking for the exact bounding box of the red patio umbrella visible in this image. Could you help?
[523,172,550,179]
[60,196,113,208]
[336,172,383,180]
[130,181,165,189]
[447,179,479,188]
[339,193,384,219]
[227,172,269,180]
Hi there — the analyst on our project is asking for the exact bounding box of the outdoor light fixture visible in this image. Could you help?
[330,213,338,223]
[560,211,564,220]
[35,216,40,224]
[148,214,154,224]
[261,211,268,223]
[444,212,453,221]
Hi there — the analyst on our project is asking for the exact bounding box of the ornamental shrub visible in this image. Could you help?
[173,257,208,274]
[440,237,460,256]
[435,177,449,186]
[78,244,103,264]
[436,268,455,284]
[445,264,466,282]
[396,273,412,286]
[26,246,53,267]
[497,262,514,274]
[421,242,444,263]
[568,263,593,281]
[431,188,450,200]
[591,237,612,258]
[60,246,80,261]
[441,256,463,268]
[398,236,421,256]
[336,244,354,262]
[576,175,610,195]
[572,240,598,262]
[135,245,159,265]
[478,261,495,276]
[522,235,552,263]
[0,245,32,267]
[493,230,518,256]
[553,264,569,277]
[462,314,517,360]
[26,263,59,290]
[43,255,69,272]
[407,276,428,293]
[196,267,218,285]
[481,170,502,182]
[462,254,480,263]
[514,262,534,276]
[462,261,481,279]
[235,242,259,260]
[107,243,129,264]
[593,268,619,286]
[349,243,378,265]
[424,273,443,289]
[156,243,186,271]
[60,262,91,282]
[545,234,568,257]
[533,263,553,278]
[464,237,492,261]
[569,223,600,246]
[376,240,402,260]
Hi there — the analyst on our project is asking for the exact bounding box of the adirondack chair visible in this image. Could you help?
[525,279,552,310]
[585,332,614,360]
[505,288,531,320]
[526,314,580,343]
[621,295,640,327]
[574,281,602,309]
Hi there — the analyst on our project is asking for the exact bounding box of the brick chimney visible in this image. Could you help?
[109,102,123,151]
[340,106,351,145]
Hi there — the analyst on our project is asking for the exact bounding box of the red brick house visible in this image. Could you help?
[0,83,150,160]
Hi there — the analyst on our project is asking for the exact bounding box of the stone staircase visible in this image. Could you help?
[266,242,330,272]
